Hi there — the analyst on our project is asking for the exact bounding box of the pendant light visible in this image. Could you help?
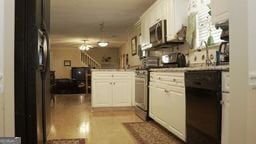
[98,23,109,47]
[79,40,92,51]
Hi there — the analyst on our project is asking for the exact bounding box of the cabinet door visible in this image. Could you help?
[151,1,163,26]
[141,16,150,45]
[149,86,168,125]
[222,92,230,144]
[168,91,186,139]
[166,0,187,41]
[112,79,132,106]
[92,80,112,107]
[211,0,229,24]
[166,0,175,41]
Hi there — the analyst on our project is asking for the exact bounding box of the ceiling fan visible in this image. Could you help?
[79,40,93,51]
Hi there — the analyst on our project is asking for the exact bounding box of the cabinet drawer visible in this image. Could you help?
[150,72,185,87]
[92,74,113,80]
[113,73,132,79]
[150,82,185,94]
[92,72,133,80]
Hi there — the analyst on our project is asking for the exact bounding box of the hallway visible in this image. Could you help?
[48,94,142,144]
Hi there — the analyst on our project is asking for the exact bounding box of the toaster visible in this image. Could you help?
[142,57,159,68]
[161,53,186,67]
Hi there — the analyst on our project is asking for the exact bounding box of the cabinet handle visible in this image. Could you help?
[113,82,116,85]
[173,78,176,82]
[164,89,169,93]
[110,82,112,85]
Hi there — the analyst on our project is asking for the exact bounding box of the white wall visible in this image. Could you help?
[248,0,256,72]
[247,0,256,143]
[0,0,15,137]
[0,0,4,136]
[229,0,248,143]
[230,0,256,143]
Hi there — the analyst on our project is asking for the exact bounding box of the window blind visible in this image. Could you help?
[195,1,223,48]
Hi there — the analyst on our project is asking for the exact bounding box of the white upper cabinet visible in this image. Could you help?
[165,0,187,41]
[140,0,187,44]
[211,0,229,24]
[141,14,151,45]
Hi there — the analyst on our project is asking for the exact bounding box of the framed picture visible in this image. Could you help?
[64,60,71,66]
[131,36,137,56]
[126,54,129,65]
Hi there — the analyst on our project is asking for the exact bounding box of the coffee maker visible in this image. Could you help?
[216,20,229,64]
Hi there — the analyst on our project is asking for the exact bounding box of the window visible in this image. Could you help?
[189,0,223,48]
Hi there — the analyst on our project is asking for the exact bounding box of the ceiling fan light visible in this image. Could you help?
[98,41,109,47]
[79,44,87,51]
[85,45,92,51]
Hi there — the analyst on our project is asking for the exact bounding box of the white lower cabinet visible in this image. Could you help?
[167,91,186,138]
[112,79,131,106]
[93,80,113,107]
[222,92,230,144]
[222,72,230,144]
[92,72,134,107]
[149,71,229,142]
[149,86,169,126]
[149,72,186,141]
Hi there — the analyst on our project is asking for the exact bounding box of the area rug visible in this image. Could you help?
[123,121,184,144]
[47,138,86,144]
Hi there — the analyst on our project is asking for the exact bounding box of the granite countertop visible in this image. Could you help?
[150,65,229,72]
[91,69,135,72]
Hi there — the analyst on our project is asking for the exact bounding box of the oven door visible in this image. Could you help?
[135,77,148,111]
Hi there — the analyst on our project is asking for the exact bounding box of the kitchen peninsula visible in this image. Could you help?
[91,69,135,108]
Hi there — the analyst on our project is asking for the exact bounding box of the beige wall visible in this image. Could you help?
[51,48,87,78]
[247,0,256,143]
[87,48,120,69]
[120,25,142,67]
[229,0,256,143]
[51,47,120,78]
[0,0,15,136]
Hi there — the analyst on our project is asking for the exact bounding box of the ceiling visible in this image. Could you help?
[50,0,156,49]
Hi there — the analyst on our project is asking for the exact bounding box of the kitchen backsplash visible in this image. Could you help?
[150,43,220,66]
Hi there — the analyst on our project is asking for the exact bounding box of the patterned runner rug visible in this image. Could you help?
[123,121,184,144]
[47,138,86,144]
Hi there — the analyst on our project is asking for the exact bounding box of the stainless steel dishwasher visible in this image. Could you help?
[185,70,222,144]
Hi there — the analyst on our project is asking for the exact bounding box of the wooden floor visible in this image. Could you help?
[48,94,142,144]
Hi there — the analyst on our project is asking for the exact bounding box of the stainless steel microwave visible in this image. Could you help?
[150,20,167,47]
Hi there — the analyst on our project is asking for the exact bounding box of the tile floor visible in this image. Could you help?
[48,94,142,144]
